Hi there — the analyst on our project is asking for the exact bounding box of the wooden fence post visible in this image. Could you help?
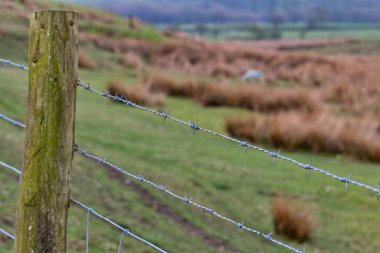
[14,10,78,253]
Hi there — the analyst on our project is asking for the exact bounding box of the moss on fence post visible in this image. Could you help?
[14,10,78,253]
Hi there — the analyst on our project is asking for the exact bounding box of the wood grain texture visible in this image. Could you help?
[14,10,78,253]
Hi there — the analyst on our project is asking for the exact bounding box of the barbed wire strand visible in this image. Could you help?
[70,199,167,253]
[75,147,304,253]
[75,82,380,197]
[0,114,304,253]
[1,58,378,197]
[0,160,167,253]
[0,59,28,70]
[0,114,25,128]
[0,227,15,240]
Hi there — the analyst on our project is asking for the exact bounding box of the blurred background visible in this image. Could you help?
[0,0,379,253]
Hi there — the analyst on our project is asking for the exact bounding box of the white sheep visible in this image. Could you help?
[240,70,266,85]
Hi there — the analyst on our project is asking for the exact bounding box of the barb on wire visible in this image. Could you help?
[237,140,249,153]
[188,120,200,135]
[268,149,281,165]
[303,159,313,177]
[161,109,170,123]
[0,160,167,253]
[1,58,378,198]
[340,173,353,190]
[74,147,303,253]
[0,227,15,240]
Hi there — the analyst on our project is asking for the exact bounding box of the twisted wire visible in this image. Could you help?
[0,227,15,240]
[0,59,28,70]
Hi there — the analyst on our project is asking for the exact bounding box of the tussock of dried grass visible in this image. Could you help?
[118,52,143,70]
[146,73,206,97]
[273,197,313,242]
[195,85,320,113]
[0,27,6,37]
[227,112,380,162]
[78,50,96,69]
[146,73,320,113]
[107,80,165,106]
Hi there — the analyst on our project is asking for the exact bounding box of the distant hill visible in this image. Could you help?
[61,0,380,24]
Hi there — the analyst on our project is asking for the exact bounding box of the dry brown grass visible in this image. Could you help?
[226,112,380,162]
[128,16,142,30]
[118,52,144,70]
[78,50,96,69]
[107,80,165,106]
[79,29,380,116]
[273,197,314,242]
[0,27,6,37]
[146,73,320,113]
[146,73,206,97]
[195,85,320,113]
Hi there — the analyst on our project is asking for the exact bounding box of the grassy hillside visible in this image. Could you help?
[1,1,380,253]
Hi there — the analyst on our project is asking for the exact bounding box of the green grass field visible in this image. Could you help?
[1,2,380,253]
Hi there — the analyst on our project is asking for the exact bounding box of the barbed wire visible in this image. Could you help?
[75,147,304,253]
[0,160,167,253]
[0,227,15,240]
[75,82,380,198]
[0,113,304,253]
[1,58,379,198]
[0,59,28,70]
[1,58,380,252]
[0,114,25,128]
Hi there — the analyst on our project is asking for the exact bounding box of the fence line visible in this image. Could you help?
[75,82,380,198]
[0,160,167,253]
[0,227,15,240]
[0,58,378,198]
[0,113,304,253]
[1,58,379,252]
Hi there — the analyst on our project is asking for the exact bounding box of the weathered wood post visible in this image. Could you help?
[14,10,78,253]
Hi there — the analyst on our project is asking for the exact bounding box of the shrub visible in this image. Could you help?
[273,197,313,242]
[226,112,380,162]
